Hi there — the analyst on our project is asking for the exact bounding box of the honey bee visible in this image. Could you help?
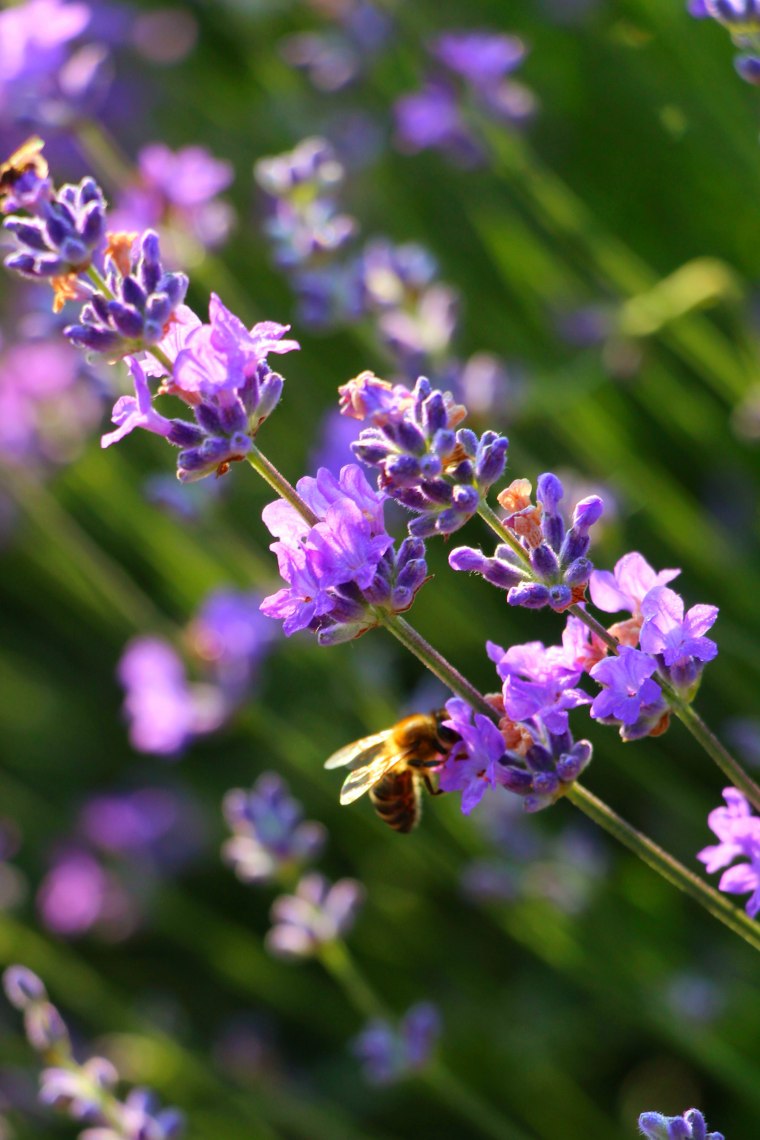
[0,137,48,204]
[324,711,459,833]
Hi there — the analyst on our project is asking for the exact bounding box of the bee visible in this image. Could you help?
[0,137,48,204]
[324,711,459,833]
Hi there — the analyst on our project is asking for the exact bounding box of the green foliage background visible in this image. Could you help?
[1,1,760,1136]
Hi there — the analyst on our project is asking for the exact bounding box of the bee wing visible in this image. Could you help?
[324,731,392,770]
[339,750,401,806]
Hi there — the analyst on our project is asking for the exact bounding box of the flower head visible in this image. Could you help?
[640,585,718,696]
[589,646,669,741]
[266,872,364,958]
[352,1002,441,1085]
[698,787,760,917]
[222,773,326,884]
[638,1107,724,1140]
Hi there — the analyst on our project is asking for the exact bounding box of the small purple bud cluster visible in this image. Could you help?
[266,872,365,959]
[395,29,536,166]
[280,0,393,94]
[4,176,105,280]
[3,966,184,1139]
[66,231,188,357]
[340,372,508,537]
[689,0,760,84]
[450,473,603,611]
[260,464,427,644]
[352,1002,441,1085]
[639,1107,724,1140]
[222,772,327,884]
[698,787,760,917]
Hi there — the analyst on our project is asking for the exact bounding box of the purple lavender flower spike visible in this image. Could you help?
[438,697,510,814]
[450,475,603,612]
[4,174,106,280]
[640,585,718,696]
[639,1108,724,1140]
[266,872,364,959]
[261,464,427,645]
[223,773,327,884]
[66,230,189,358]
[698,786,760,917]
[395,27,535,166]
[352,1002,441,1085]
[488,640,590,736]
[340,372,505,538]
[589,646,669,741]
[117,636,225,756]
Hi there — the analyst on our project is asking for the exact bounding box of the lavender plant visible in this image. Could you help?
[4,143,760,964]
[3,966,184,1138]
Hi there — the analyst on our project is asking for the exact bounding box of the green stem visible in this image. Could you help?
[246,447,319,526]
[567,783,760,954]
[321,939,532,1140]
[673,701,760,811]
[378,612,495,718]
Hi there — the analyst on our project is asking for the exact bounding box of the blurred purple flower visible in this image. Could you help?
[697,786,760,917]
[36,848,136,940]
[188,587,276,700]
[266,872,364,958]
[111,143,234,261]
[352,1002,440,1085]
[223,772,326,885]
[638,1107,724,1140]
[117,636,225,757]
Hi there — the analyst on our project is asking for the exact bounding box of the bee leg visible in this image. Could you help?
[422,775,444,797]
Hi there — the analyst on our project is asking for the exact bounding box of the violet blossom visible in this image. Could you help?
[266,872,365,959]
[689,0,760,84]
[697,787,760,917]
[260,464,427,644]
[340,372,507,538]
[352,1002,441,1085]
[223,772,326,885]
[449,473,603,611]
[589,646,669,741]
[639,585,718,696]
[638,1107,725,1140]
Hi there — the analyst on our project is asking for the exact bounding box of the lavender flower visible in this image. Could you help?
[101,293,298,481]
[3,966,185,1137]
[111,143,234,260]
[222,773,326,884]
[188,587,276,701]
[117,636,225,756]
[639,585,718,697]
[352,1002,441,1085]
[395,29,535,165]
[4,174,106,281]
[438,697,511,814]
[0,0,95,132]
[65,230,189,358]
[260,464,427,644]
[638,1107,724,1140]
[697,787,760,917]
[340,372,507,538]
[255,138,358,325]
[689,0,760,84]
[589,646,669,741]
[266,872,364,958]
[589,552,680,620]
[36,847,136,940]
[450,474,603,611]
